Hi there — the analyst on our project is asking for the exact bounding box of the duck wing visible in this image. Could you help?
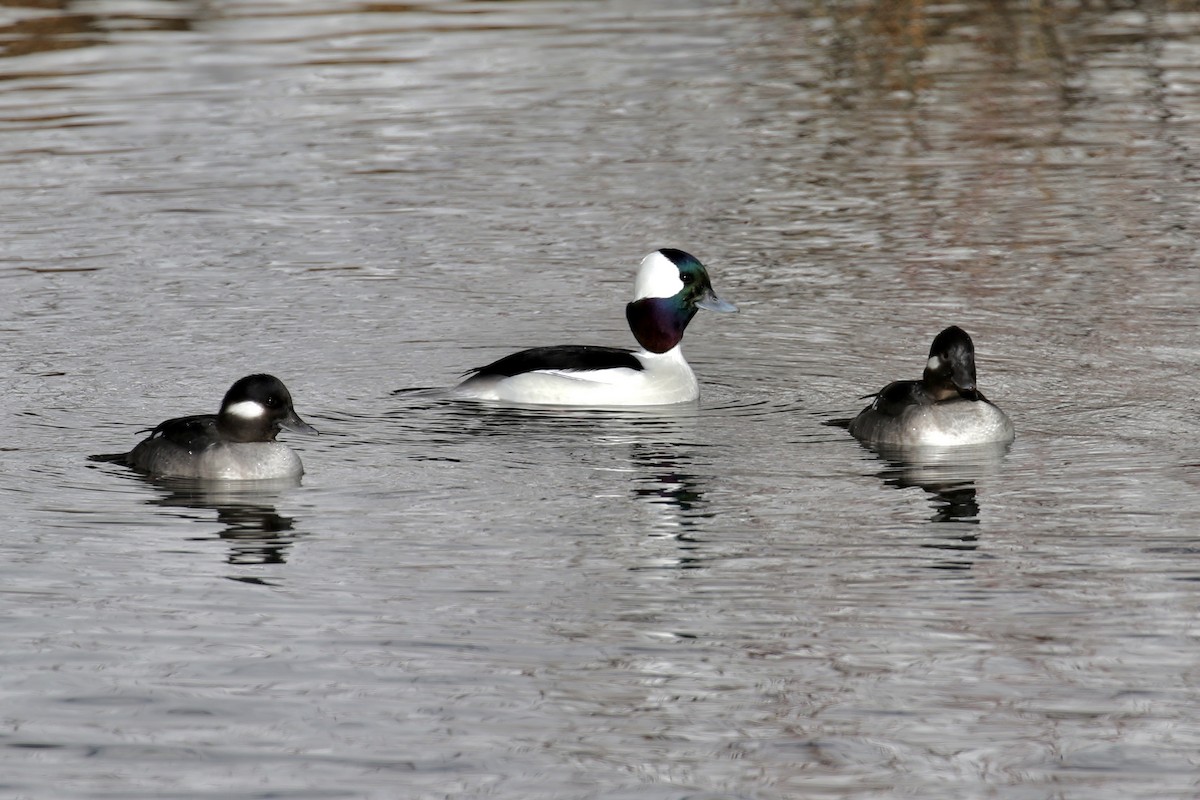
[143,414,220,450]
[863,380,931,417]
[466,345,644,378]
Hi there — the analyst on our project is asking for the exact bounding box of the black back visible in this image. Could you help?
[866,380,931,417]
[466,345,644,378]
[144,414,222,451]
[866,376,992,418]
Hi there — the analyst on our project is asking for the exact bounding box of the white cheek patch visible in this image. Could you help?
[926,355,943,372]
[632,251,685,301]
[226,400,267,420]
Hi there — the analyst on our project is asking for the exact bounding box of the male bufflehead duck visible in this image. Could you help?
[123,374,317,480]
[454,248,737,406]
[849,326,1014,447]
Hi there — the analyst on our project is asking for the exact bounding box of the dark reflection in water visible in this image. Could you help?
[864,441,1010,517]
[860,441,1010,570]
[0,0,193,60]
[144,477,303,581]
[627,443,714,571]
[392,389,693,425]
[386,389,703,451]
[629,444,708,526]
[388,392,718,568]
[11,0,1200,795]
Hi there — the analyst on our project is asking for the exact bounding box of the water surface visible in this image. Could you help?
[3,1,1200,798]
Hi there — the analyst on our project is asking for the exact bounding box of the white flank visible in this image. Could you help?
[226,400,267,420]
[454,346,698,406]
[632,251,685,301]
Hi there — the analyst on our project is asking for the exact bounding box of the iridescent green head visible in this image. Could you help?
[625,248,736,354]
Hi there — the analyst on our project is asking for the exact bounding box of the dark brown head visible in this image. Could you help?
[922,326,980,402]
[216,374,318,443]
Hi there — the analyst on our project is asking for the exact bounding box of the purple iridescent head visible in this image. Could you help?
[625,249,736,354]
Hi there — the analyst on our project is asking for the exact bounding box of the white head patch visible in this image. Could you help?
[926,355,942,372]
[632,251,685,301]
[226,400,267,420]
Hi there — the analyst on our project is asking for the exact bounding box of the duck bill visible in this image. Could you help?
[952,365,978,400]
[281,410,319,435]
[696,290,737,313]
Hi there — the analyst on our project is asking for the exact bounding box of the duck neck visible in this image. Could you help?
[217,416,278,443]
[922,369,979,402]
[626,297,695,354]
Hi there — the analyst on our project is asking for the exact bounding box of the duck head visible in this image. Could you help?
[625,248,737,354]
[923,326,980,401]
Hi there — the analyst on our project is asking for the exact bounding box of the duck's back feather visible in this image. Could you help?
[850,385,1013,447]
[465,345,644,378]
[864,380,929,417]
[142,414,220,451]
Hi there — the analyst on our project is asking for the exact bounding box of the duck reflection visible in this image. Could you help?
[0,1,195,60]
[409,394,717,570]
[449,406,718,564]
[627,443,714,571]
[395,391,700,440]
[861,441,1010,569]
[630,445,706,523]
[143,477,303,577]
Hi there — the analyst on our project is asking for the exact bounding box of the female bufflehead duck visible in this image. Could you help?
[849,326,1014,447]
[454,248,737,406]
[123,374,317,480]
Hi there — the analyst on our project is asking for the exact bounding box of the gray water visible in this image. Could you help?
[3,0,1200,798]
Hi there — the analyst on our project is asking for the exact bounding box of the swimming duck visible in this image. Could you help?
[849,326,1014,447]
[453,248,736,406]
[123,374,317,480]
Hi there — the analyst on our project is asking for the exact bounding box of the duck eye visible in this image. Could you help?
[680,273,694,284]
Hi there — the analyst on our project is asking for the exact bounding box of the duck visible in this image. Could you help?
[121,374,317,480]
[453,248,737,406]
[848,326,1014,447]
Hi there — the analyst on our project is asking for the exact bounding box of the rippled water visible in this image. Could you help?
[4,1,1200,797]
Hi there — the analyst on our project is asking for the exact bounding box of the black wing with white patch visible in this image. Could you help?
[866,379,990,416]
[466,345,644,378]
[143,413,220,450]
[864,380,930,417]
